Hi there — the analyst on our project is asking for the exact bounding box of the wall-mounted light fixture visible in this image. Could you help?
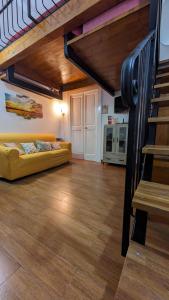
[53,101,68,117]
[60,103,68,116]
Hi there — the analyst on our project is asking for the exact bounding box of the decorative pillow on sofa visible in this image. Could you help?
[20,143,38,154]
[3,143,24,155]
[35,141,52,152]
[50,142,61,150]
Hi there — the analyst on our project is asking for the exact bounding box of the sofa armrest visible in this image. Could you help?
[60,142,72,152]
[0,145,19,161]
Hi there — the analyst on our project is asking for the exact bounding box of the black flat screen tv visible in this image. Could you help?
[114,96,128,114]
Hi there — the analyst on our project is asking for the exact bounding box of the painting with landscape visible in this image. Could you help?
[5,93,43,119]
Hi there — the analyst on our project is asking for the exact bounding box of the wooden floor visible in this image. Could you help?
[115,239,169,300]
[0,160,125,300]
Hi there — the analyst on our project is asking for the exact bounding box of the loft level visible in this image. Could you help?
[0,0,69,51]
[0,0,150,99]
[65,0,149,92]
[0,0,121,69]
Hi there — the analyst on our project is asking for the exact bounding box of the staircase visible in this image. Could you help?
[115,61,169,298]
[115,60,169,299]
[132,59,169,226]
[133,180,169,218]
[133,58,169,216]
[115,0,169,298]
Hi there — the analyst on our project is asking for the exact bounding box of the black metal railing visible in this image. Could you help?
[0,0,69,50]
[121,0,162,256]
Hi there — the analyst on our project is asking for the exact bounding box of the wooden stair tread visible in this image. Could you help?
[158,64,169,71]
[154,159,169,168]
[132,180,169,217]
[148,116,169,123]
[151,94,169,103]
[154,82,169,89]
[159,59,169,65]
[143,145,169,155]
[147,220,169,256]
[156,72,169,79]
[115,241,169,300]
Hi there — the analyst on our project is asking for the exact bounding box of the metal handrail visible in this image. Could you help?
[121,0,162,256]
[0,0,70,50]
[121,31,155,108]
[0,0,13,14]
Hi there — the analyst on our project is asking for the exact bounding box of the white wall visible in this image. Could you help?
[60,91,71,142]
[0,80,60,137]
[160,0,169,61]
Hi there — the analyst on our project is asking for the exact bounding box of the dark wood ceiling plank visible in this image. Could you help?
[15,36,87,89]
[67,2,149,91]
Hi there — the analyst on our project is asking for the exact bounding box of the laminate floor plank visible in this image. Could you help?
[0,160,125,299]
[114,241,169,300]
[0,267,61,300]
[0,247,20,286]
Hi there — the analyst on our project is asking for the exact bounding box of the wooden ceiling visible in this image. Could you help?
[15,1,149,93]
[15,36,89,89]
[68,2,149,91]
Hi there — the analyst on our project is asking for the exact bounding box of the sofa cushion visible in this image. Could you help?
[19,148,69,162]
[21,143,38,154]
[3,142,24,155]
[51,141,61,150]
[35,140,52,152]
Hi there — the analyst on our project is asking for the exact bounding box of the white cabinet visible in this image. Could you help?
[103,124,128,165]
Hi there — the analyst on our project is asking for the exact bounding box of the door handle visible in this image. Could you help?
[85,127,88,129]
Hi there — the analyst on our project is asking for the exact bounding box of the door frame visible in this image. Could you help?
[83,89,101,162]
[66,86,102,162]
[70,92,84,159]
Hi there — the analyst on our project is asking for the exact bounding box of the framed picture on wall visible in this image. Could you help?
[5,93,43,119]
[102,104,108,114]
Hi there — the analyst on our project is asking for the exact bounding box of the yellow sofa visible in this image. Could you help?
[0,133,71,180]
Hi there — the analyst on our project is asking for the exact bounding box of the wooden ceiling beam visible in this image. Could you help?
[0,0,121,69]
[62,78,94,91]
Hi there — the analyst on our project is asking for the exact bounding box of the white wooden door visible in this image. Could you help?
[84,90,98,161]
[70,93,84,159]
